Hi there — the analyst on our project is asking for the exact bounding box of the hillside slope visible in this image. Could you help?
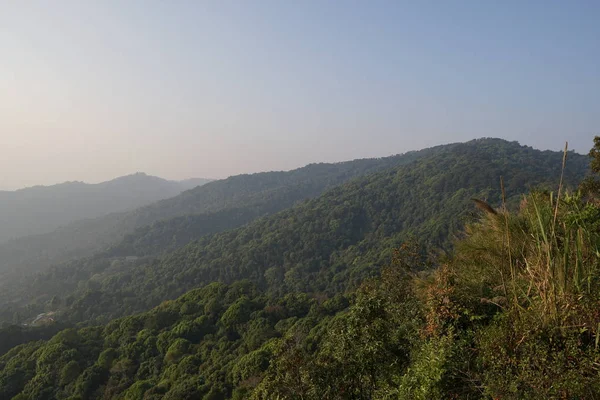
[6,139,588,325]
[0,145,447,279]
[0,139,595,400]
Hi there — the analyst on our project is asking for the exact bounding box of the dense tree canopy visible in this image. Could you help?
[2,139,587,326]
[0,141,449,321]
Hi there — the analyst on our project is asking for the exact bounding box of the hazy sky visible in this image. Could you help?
[1,1,599,189]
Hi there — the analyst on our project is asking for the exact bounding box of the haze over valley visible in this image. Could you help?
[0,174,211,242]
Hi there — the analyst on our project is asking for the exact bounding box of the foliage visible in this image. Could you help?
[449,187,600,398]
[2,139,588,327]
[0,323,69,357]
[0,138,597,399]
[0,281,342,399]
[0,141,448,324]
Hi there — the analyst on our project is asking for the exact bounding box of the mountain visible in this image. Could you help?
[0,144,448,280]
[0,173,210,243]
[178,178,214,188]
[0,138,596,400]
[1,138,589,326]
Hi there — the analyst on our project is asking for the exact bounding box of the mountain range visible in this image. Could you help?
[0,138,596,400]
[0,174,212,243]
[0,144,448,280]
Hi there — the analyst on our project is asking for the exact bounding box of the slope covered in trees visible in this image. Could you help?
[0,145,445,281]
[255,190,600,399]
[1,138,598,399]
[1,139,589,326]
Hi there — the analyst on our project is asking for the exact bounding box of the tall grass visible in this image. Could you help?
[457,143,600,330]
[520,191,598,326]
[412,141,600,398]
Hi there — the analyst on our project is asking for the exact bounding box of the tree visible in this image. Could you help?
[579,135,600,197]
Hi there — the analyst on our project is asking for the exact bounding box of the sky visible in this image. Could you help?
[1,1,599,189]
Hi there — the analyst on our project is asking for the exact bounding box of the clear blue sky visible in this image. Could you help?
[1,1,599,189]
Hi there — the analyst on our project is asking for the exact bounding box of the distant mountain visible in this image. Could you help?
[0,145,449,280]
[178,178,214,189]
[0,173,210,243]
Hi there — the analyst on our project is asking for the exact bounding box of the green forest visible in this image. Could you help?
[1,138,599,399]
[0,142,445,290]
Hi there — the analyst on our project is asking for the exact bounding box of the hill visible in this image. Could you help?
[0,145,447,280]
[0,173,209,243]
[1,139,589,326]
[0,138,597,399]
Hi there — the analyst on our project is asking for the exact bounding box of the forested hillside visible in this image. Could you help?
[0,138,598,400]
[0,139,588,327]
[0,173,209,243]
[0,145,444,281]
